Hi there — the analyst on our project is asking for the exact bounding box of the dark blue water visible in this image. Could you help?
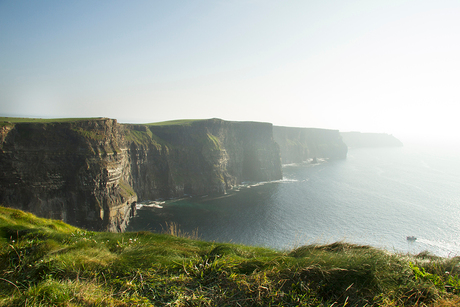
[127,143,460,257]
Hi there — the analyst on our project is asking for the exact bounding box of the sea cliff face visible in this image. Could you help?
[0,118,282,231]
[0,118,136,232]
[127,119,282,200]
[273,126,348,164]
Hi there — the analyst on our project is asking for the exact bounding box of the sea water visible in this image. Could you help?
[127,142,460,257]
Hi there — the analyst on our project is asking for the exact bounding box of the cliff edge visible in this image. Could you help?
[126,118,282,201]
[0,118,282,231]
[0,118,136,232]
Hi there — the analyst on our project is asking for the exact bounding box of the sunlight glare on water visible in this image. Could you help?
[128,143,460,257]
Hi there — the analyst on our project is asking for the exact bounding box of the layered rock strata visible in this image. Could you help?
[0,118,136,232]
[0,118,282,231]
[126,119,282,200]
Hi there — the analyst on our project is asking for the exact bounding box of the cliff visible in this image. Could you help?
[0,118,282,231]
[340,132,403,148]
[0,118,136,232]
[273,126,348,164]
[127,119,282,200]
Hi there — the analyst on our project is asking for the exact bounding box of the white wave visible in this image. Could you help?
[137,200,165,209]
[282,163,299,167]
[239,181,270,188]
[280,178,299,182]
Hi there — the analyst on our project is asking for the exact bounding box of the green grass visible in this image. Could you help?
[125,129,153,144]
[118,180,136,199]
[0,117,108,129]
[1,206,460,306]
[71,127,107,141]
[206,133,221,151]
[124,129,164,149]
[0,117,105,124]
[146,119,206,126]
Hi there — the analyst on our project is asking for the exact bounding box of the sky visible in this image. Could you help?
[1,0,460,143]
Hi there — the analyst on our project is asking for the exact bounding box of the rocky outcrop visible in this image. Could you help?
[340,132,403,148]
[0,118,137,232]
[273,126,348,164]
[0,118,282,231]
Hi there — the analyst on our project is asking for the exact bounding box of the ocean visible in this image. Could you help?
[127,142,460,257]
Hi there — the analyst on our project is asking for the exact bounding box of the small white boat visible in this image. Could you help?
[406,236,417,241]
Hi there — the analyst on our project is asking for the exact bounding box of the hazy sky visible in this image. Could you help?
[1,1,460,142]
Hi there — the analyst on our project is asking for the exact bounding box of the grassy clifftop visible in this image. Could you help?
[1,207,460,306]
[0,117,106,126]
[146,119,206,126]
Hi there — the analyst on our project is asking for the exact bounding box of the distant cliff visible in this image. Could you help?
[340,132,403,148]
[126,119,282,201]
[273,126,348,164]
[0,118,282,231]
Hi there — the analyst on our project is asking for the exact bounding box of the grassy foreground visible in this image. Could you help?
[1,207,460,306]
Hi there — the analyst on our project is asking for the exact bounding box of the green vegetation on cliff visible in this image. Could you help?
[0,117,104,125]
[71,127,107,141]
[118,180,136,199]
[146,119,205,126]
[125,128,163,148]
[1,207,460,306]
[202,133,221,151]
